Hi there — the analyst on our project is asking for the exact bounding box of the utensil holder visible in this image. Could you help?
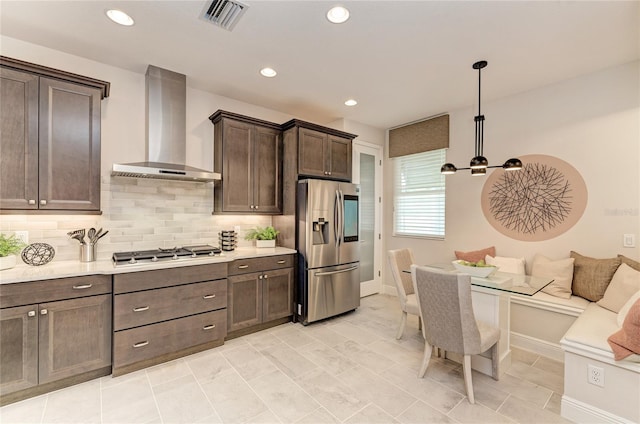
[80,244,97,262]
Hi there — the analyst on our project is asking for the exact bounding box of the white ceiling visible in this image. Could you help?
[1,1,638,129]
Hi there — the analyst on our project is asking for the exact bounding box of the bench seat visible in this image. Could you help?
[510,292,589,361]
[560,303,640,423]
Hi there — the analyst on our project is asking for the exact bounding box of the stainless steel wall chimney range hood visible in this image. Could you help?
[111,65,220,182]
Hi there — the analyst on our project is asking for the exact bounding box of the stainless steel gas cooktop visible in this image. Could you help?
[112,245,222,266]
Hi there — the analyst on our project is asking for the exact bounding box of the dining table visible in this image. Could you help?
[404,263,554,377]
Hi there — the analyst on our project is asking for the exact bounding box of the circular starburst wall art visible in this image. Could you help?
[481,154,587,241]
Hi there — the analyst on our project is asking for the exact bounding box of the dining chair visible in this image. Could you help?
[387,249,421,339]
[410,264,500,404]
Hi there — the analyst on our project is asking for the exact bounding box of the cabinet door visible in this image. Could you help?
[327,135,352,181]
[0,68,39,210]
[39,77,101,211]
[221,119,254,212]
[0,305,38,395]
[227,272,262,331]
[38,294,111,384]
[298,128,328,178]
[262,268,293,322]
[253,126,282,213]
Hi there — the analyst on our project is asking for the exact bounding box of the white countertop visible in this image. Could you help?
[0,247,297,285]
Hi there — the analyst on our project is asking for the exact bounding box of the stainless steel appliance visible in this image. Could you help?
[112,245,221,266]
[297,179,360,324]
[111,65,220,182]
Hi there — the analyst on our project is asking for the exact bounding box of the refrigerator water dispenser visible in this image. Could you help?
[312,218,328,245]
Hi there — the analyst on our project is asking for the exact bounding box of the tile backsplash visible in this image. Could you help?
[0,176,271,262]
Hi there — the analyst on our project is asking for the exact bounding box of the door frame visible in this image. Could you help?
[352,140,383,297]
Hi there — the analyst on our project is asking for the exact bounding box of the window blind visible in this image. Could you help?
[393,149,446,238]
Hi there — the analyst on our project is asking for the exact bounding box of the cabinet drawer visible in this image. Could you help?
[0,275,112,308]
[113,309,226,369]
[228,255,294,276]
[114,279,227,331]
[114,263,227,294]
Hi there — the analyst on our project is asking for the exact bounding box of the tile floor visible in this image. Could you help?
[0,294,572,424]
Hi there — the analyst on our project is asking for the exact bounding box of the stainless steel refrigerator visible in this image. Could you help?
[296,179,360,324]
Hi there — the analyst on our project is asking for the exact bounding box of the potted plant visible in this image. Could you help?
[0,234,27,270]
[244,226,279,248]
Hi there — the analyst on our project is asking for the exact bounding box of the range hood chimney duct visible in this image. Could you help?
[111,65,220,182]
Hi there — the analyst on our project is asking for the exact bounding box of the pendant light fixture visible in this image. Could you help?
[441,60,522,176]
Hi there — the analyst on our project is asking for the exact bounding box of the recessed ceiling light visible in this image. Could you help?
[327,6,350,24]
[344,99,358,106]
[260,67,277,78]
[106,9,134,26]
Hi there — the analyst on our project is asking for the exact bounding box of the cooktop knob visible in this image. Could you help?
[172,254,179,260]
[129,258,137,264]
[192,253,197,258]
[151,256,158,262]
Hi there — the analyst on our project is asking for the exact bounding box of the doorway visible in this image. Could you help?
[352,140,383,297]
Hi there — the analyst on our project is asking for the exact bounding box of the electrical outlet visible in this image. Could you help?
[14,231,29,245]
[588,364,604,387]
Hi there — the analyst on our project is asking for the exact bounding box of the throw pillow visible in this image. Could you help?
[485,255,526,275]
[608,298,640,360]
[618,254,640,272]
[531,255,575,299]
[455,246,496,263]
[617,290,640,327]
[597,263,640,313]
[570,251,621,302]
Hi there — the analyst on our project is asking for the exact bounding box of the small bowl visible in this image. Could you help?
[452,260,497,278]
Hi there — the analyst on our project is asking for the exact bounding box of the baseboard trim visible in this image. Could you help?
[382,285,397,296]
[561,395,636,424]
[510,331,564,362]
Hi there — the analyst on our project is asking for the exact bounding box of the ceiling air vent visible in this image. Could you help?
[200,0,248,31]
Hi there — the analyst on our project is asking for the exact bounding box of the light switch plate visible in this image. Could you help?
[623,234,636,248]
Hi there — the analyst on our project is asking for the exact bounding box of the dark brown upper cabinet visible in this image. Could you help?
[210,110,283,214]
[281,119,356,182]
[0,56,109,214]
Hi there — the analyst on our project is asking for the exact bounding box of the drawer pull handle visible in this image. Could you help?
[203,294,216,299]
[133,306,150,312]
[203,324,216,330]
[133,341,149,348]
[28,310,36,317]
[238,265,249,269]
[40,309,48,315]
[73,284,93,290]
[277,260,286,264]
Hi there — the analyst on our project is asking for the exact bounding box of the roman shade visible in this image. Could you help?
[388,114,449,158]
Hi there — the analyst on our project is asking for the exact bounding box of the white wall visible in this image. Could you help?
[383,61,640,292]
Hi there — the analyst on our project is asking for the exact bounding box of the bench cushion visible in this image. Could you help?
[529,291,590,310]
[563,303,640,364]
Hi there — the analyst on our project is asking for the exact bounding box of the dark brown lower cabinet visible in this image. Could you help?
[262,268,294,323]
[0,275,112,405]
[38,295,111,384]
[112,263,228,376]
[227,255,294,335]
[0,305,38,395]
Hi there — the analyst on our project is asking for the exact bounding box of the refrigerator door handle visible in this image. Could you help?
[339,189,345,243]
[314,265,359,277]
[334,190,340,246]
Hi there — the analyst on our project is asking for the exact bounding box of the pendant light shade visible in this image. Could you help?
[441,60,522,175]
[441,163,457,174]
[502,158,523,171]
[470,155,488,169]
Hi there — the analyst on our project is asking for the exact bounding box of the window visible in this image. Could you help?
[393,149,446,238]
